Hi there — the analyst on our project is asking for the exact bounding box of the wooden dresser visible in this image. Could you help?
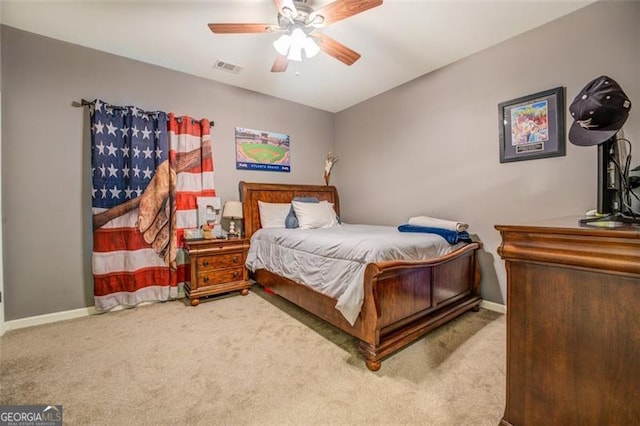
[184,238,250,306]
[495,217,640,425]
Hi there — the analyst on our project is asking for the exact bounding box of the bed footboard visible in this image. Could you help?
[358,242,482,370]
[253,242,481,371]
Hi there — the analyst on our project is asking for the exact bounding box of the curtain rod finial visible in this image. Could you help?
[72,99,92,108]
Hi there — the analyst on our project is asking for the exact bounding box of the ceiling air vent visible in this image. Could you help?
[213,60,243,74]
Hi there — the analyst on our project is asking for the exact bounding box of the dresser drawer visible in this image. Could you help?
[197,251,244,271]
[199,267,244,286]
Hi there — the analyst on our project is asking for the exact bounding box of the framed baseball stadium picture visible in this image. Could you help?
[235,127,291,172]
[499,86,565,163]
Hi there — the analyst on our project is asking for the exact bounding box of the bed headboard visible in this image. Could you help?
[239,181,340,239]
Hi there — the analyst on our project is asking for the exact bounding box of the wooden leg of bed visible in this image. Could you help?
[240,288,249,296]
[360,342,382,371]
[365,359,381,372]
[190,298,200,307]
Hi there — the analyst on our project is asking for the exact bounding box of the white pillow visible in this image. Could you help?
[258,201,291,228]
[291,200,339,229]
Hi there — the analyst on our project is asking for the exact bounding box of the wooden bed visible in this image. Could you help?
[240,181,482,371]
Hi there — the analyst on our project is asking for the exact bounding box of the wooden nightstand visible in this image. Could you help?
[184,237,250,306]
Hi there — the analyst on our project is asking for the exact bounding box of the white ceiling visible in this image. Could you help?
[1,0,594,112]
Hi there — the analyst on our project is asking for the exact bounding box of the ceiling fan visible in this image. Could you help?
[208,0,383,73]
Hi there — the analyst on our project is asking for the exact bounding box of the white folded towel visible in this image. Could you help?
[408,216,469,233]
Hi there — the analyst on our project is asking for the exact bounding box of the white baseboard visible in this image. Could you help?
[480,300,506,314]
[4,306,98,331]
[5,292,186,332]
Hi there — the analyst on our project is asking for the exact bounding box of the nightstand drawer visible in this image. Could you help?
[197,252,244,271]
[199,267,244,286]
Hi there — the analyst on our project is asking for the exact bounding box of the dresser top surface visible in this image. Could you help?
[495,215,640,238]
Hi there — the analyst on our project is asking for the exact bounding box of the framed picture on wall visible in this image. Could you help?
[235,127,291,172]
[498,86,565,163]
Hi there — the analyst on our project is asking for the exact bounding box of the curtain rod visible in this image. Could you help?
[72,99,215,127]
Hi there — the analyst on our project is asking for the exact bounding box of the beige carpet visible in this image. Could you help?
[0,285,505,425]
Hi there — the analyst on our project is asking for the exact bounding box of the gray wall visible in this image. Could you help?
[3,1,639,320]
[1,26,334,320]
[333,1,640,304]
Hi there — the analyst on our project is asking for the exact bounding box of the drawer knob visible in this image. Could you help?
[233,271,238,279]
[203,261,210,267]
[203,276,209,283]
[233,256,239,263]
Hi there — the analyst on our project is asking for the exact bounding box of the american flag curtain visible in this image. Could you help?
[90,99,214,311]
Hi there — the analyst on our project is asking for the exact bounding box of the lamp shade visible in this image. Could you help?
[222,201,243,219]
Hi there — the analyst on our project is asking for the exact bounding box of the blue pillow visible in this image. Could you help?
[285,197,319,228]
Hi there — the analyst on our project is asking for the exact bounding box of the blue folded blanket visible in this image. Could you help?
[397,224,472,244]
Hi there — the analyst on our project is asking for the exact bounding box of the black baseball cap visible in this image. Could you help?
[568,75,632,146]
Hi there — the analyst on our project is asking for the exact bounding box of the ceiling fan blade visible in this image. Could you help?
[208,23,273,34]
[310,0,382,27]
[271,54,289,73]
[316,33,361,66]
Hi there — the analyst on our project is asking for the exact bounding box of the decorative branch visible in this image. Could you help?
[323,151,339,186]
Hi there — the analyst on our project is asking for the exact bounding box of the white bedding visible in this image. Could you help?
[245,224,465,325]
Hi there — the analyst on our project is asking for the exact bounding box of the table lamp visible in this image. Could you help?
[222,201,243,237]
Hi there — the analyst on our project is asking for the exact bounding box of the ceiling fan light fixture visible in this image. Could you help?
[273,27,319,62]
[303,36,320,58]
[273,33,291,56]
[288,45,303,62]
[289,28,307,48]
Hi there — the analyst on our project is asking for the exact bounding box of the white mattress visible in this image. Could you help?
[245,224,464,325]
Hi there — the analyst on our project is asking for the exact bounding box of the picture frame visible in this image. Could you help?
[498,86,565,163]
[235,127,291,172]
